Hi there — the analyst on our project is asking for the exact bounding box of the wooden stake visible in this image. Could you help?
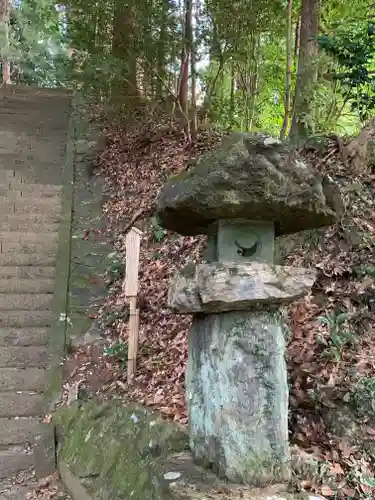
[127,296,139,379]
[125,227,142,380]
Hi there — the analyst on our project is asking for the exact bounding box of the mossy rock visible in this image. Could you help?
[55,401,324,500]
[55,400,189,499]
[157,133,337,236]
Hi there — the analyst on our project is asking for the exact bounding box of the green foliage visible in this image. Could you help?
[360,231,375,249]
[103,341,128,368]
[317,311,355,361]
[5,0,375,134]
[9,0,70,86]
[317,22,375,122]
[351,376,375,419]
[150,216,166,242]
[70,53,124,98]
[106,260,124,286]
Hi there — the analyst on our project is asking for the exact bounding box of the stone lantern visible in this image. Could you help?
[156,133,339,487]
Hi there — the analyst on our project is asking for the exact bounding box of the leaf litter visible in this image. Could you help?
[59,108,375,499]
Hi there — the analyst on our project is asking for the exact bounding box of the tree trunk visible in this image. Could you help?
[294,15,300,58]
[280,0,293,139]
[191,34,197,134]
[112,0,138,97]
[178,0,192,115]
[0,0,11,85]
[290,0,319,140]
[248,35,259,130]
[156,0,168,99]
[229,64,235,126]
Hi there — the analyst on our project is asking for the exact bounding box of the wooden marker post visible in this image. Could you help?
[124,227,142,380]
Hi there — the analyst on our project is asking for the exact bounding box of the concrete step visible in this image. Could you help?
[0,170,25,182]
[0,221,58,233]
[0,242,57,255]
[0,279,54,293]
[0,232,58,245]
[0,368,45,391]
[0,184,62,196]
[0,346,47,368]
[0,204,60,215]
[1,176,63,188]
[0,310,51,327]
[1,213,60,225]
[0,252,56,266]
[0,328,48,346]
[1,191,61,202]
[0,484,35,500]
[0,393,44,417]
[0,294,52,310]
[0,447,34,479]
[0,199,61,214]
[3,179,62,188]
[0,418,40,446]
[0,267,55,279]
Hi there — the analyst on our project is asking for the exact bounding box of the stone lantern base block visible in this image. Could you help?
[187,309,291,486]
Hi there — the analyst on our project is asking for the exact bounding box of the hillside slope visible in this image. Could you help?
[64,117,375,498]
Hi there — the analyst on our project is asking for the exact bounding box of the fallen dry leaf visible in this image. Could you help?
[331,463,344,475]
[321,485,335,497]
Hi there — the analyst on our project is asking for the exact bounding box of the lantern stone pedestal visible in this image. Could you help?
[157,133,341,486]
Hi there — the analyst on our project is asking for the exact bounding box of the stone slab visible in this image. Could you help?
[0,171,26,182]
[0,267,55,279]
[0,418,40,445]
[0,294,53,310]
[0,183,62,195]
[0,221,59,232]
[0,368,45,391]
[0,310,51,327]
[0,279,55,293]
[0,252,56,266]
[1,192,61,202]
[168,262,316,313]
[0,485,36,500]
[0,448,34,479]
[10,175,63,187]
[0,346,47,368]
[0,204,61,215]
[0,393,44,417]
[0,200,61,214]
[1,213,60,224]
[0,232,58,245]
[0,242,57,254]
[0,328,48,346]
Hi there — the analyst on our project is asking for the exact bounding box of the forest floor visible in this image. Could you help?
[59,106,375,499]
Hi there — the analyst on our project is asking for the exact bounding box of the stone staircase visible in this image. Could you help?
[0,87,71,497]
